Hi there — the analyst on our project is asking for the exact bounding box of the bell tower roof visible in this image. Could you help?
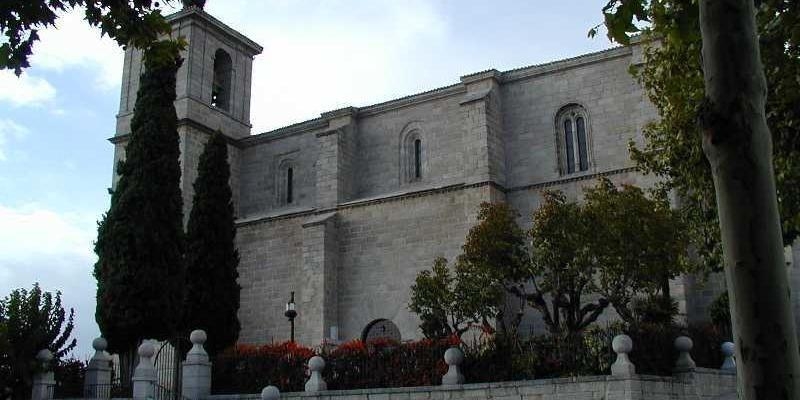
[166,8,263,57]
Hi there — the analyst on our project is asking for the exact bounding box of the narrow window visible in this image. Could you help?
[286,167,293,204]
[564,119,575,174]
[576,116,588,171]
[414,139,422,179]
[211,49,232,111]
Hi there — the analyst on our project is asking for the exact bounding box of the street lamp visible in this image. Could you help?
[284,291,297,343]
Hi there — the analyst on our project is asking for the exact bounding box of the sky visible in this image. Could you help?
[0,0,615,358]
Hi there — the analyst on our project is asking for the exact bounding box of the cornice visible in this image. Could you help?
[107,118,243,147]
[505,167,639,193]
[356,83,465,118]
[237,118,329,147]
[501,46,632,84]
[167,8,263,55]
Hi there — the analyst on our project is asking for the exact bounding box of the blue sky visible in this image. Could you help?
[0,0,614,358]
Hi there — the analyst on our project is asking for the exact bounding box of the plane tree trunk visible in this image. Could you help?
[698,0,800,397]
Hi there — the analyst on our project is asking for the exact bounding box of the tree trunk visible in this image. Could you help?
[698,0,800,397]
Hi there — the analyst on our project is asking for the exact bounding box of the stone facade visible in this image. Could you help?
[111,8,800,346]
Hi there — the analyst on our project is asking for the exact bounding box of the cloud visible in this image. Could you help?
[0,204,96,264]
[0,118,30,161]
[204,0,449,132]
[0,72,57,107]
[29,8,124,90]
[0,203,101,358]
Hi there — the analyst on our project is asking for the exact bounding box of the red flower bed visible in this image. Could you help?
[212,341,314,393]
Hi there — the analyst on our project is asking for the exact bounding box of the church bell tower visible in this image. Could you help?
[110,4,263,215]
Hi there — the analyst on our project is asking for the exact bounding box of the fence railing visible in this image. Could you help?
[82,382,131,399]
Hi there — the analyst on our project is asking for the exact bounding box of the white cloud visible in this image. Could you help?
[0,118,30,161]
[29,9,124,90]
[0,204,96,263]
[0,203,101,358]
[0,72,57,106]
[204,0,449,132]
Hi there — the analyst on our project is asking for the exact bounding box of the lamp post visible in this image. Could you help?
[284,291,297,343]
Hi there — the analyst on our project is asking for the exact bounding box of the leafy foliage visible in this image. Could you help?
[515,179,689,333]
[408,257,465,338]
[595,0,800,272]
[94,41,185,355]
[52,358,87,398]
[409,203,527,338]
[0,0,172,75]
[0,284,76,400]
[583,179,692,323]
[522,190,604,335]
[212,342,313,394]
[182,132,240,356]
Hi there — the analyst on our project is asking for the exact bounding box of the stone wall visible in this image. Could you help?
[234,184,501,345]
[207,370,736,400]
[354,93,467,198]
[500,47,657,190]
[237,130,320,217]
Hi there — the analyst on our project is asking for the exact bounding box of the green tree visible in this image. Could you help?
[456,202,530,332]
[509,180,689,335]
[599,0,800,395]
[408,257,467,338]
[409,203,527,338]
[583,178,691,325]
[521,190,606,336]
[182,131,240,355]
[0,284,76,400]
[0,0,173,75]
[94,40,185,368]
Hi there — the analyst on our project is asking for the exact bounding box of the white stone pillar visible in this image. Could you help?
[132,342,157,400]
[261,385,280,400]
[673,336,696,372]
[304,356,327,392]
[83,337,112,398]
[31,349,55,400]
[441,347,465,386]
[721,341,736,371]
[182,330,212,400]
[610,334,636,376]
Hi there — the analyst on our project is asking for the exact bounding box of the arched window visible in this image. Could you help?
[211,49,232,111]
[276,159,296,206]
[414,139,422,179]
[556,105,591,174]
[399,121,426,184]
[286,167,293,204]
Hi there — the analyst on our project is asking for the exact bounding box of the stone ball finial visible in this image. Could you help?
[92,337,108,352]
[610,334,635,376]
[441,347,465,385]
[181,0,206,9]
[612,334,633,354]
[305,356,327,392]
[36,349,53,363]
[190,329,207,345]
[721,341,736,371]
[138,342,155,358]
[308,356,325,372]
[721,341,734,357]
[674,335,696,372]
[444,347,464,366]
[674,336,693,352]
[261,385,280,400]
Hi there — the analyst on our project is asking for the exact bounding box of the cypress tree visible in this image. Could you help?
[182,131,240,355]
[94,41,185,361]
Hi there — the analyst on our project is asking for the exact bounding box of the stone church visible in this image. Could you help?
[110,7,800,346]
